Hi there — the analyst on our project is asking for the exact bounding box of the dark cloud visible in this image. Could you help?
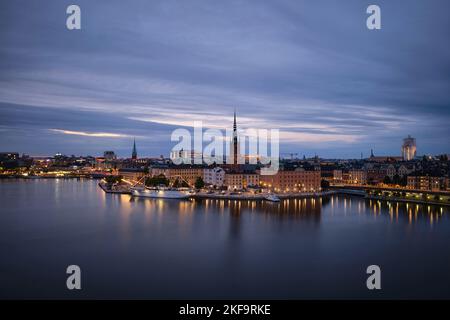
[0,0,449,157]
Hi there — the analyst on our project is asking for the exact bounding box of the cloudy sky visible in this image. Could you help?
[0,0,449,158]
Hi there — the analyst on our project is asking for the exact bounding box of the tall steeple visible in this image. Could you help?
[232,108,238,166]
[132,138,137,160]
[233,108,237,132]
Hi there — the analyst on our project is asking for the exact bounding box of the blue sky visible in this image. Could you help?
[0,0,449,158]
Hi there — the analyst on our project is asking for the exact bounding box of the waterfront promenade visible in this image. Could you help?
[98,181,450,206]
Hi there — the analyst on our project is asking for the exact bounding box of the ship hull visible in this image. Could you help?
[131,189,190,199]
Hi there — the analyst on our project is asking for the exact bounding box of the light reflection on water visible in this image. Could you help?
[126,193,447,227]
[1,179,450,299]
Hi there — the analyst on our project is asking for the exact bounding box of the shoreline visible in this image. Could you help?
[2,178,449,207]
[96,183,450,206]
[365,195,450,207]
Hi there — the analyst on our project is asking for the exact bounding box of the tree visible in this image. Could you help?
[194,176,205,189]
[104,175,122,189]
[383,176,391,185]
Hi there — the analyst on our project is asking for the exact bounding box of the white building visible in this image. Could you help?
[203,167,225,187]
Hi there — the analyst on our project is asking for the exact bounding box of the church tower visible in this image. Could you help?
[230,109,240,166]
[132,138,137,160]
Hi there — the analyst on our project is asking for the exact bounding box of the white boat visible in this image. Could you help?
[264,194,281,202]
[131,187,191,199]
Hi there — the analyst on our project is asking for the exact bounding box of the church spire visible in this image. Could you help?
[232,109,238,166]
[132,138,137,160]
[233,108,237,132]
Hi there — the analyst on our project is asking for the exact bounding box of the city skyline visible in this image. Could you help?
[1,1,449,158]
[0,113,437,161]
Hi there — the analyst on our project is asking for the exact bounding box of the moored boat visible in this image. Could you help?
[264,194,281,202]
[131,187,191,199]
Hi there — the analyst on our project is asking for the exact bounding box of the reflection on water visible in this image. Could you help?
[130,197,323,217]
[114,194,450,244]
[127,194,447,226]
[363,198,445,225]
[1,179,450,299]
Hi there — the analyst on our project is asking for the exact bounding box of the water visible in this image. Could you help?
[1,179,449,299]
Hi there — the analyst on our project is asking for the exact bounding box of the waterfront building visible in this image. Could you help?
[407,175,442,191]
[259,169,321,192]
[402,135,417,161]
[203,167,225,187]
[332,169,343,184]
[346,169,367,185]
[150,165,169,177]
[165,166,204,186]
[94,157,114,170]
[224,173,259,190]
[118,168,146,181]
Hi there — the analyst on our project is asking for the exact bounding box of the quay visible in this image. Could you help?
[365,195,450,207]
[98,183,337,200]
[97,182,450,207]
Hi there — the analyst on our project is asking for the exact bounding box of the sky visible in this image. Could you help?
[0,0,449,158]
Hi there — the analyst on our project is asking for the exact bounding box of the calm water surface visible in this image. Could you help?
[1,179,449,299]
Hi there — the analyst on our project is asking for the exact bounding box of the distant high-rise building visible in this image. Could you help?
[402,135,416,161]
[132,138,137,160]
